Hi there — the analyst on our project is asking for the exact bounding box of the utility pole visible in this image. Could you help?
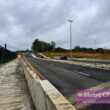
[94,39,97,67]
[68,19,73,58]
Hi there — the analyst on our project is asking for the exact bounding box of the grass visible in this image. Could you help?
[43,51,110,60]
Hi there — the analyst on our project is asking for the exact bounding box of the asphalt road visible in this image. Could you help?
[25,54,110,99]
[69,58,110,64]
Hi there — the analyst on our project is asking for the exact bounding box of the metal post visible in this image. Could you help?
[94,39,97,67]
[68,20,73,58]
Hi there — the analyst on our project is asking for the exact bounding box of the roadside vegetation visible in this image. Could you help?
[0,46,16,64]
[44,51,110,60]
[32,39,56,53]
[32,39,110,60]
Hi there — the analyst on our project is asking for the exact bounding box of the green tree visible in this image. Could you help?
[50,41,56,51]
[32,39,56,52]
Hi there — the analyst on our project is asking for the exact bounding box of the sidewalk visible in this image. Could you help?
[0,59,35,110]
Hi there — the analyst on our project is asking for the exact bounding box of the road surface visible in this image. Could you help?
[25,54,110,99]
[69,58,110,65]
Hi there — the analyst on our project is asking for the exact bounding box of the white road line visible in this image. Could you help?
[78,72,90,77]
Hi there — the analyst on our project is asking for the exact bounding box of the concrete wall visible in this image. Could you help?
[21,58,76,110]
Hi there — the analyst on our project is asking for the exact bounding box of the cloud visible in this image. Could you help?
[0,0,110,50]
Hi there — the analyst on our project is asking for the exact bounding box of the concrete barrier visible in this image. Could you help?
[21,57,76,110]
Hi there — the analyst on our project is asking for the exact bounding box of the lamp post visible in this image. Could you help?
[68,19,73,58]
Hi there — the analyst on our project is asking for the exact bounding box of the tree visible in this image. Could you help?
[0,45,16,64]
[32,39,56,52]
[50,41,56,51]
[96,48,104,53]
[74,46,81,51]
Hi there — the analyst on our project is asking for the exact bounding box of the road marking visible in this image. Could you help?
[78,72,90,77]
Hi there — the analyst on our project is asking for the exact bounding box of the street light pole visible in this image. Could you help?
[68,19,73,58]
[94,39,97,67]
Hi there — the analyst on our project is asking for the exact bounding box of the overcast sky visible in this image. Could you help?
[0,0,110,50]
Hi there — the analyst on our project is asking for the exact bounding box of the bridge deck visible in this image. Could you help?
[0,59,35,110]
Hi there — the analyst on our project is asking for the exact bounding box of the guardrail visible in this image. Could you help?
[20,55,76,110]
